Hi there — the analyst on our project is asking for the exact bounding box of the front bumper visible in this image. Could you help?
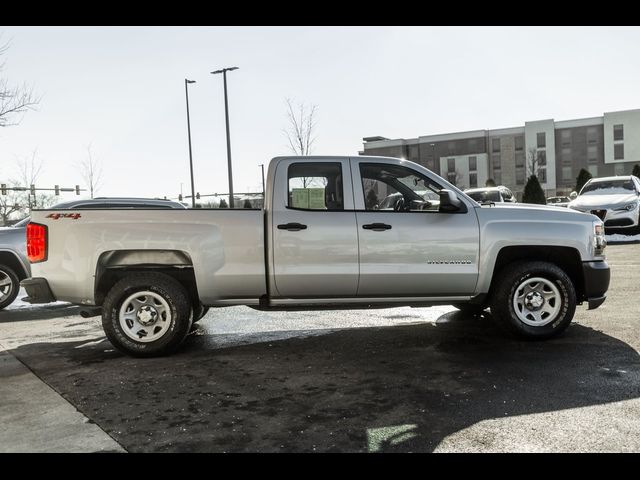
[20,277,56,304]
[582,261,610,310]
[576,207,639,228]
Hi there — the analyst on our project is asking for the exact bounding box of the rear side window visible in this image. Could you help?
[287,163,344,210]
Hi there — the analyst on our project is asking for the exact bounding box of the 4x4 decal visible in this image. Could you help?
[46,213,82,220]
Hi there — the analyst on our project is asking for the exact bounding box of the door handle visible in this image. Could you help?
[277,222,308,231]
[362,223,392,231]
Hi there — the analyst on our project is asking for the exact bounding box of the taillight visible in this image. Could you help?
[26,222,48,263]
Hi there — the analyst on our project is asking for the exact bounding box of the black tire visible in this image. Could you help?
[192,303,210,323]
[102,272,192,357]
[452,303,486,316]
[0,264,20,310]
[490,261,576,340]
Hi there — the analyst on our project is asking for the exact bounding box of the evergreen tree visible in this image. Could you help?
[632,164,640,179]
[574,168,593,194]
[219,198,229,209]
[485,178,496,187]
[522,175,546,204]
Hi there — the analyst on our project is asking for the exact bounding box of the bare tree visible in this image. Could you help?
[16,149,44,187]
[284,98,318,156]
[78,144,103,198]
[283,98,318,188]
[0,188,25,225]
[527,147,539,178]
[0,38,40,129]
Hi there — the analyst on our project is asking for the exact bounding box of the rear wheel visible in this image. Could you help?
[102,272,192,357]
[0,265,20,310]
[490,261,576,339]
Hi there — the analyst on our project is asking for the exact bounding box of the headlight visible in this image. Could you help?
[614,202,637,211]
[593,221,606,255]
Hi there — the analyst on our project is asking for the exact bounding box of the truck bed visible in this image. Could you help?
[30,208,266,305]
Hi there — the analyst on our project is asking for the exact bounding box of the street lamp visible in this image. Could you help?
[185,79,197,208]
[211,66,239,208]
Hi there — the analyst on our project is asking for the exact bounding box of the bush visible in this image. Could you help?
[574,168,593,194]
[522,175,546,204]
[632,164,640,179]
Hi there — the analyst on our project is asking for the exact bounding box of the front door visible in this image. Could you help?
[271,158,359,298]
[352,159,480,297]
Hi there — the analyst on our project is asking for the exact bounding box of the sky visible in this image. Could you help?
[1,26,640,201]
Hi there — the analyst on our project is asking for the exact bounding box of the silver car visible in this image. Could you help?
[464,186,517,204]
[568,176,640,232]
[0,197,186,310]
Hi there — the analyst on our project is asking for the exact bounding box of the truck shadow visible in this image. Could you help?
[0,303,81,323]
[7,310,640,452]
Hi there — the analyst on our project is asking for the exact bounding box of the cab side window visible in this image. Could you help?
[287,163,344,211]
[360,163,442,212]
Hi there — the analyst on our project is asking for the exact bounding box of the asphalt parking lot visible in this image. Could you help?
[1,241,640,452]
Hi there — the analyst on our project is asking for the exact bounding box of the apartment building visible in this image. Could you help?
[361,108,640,199]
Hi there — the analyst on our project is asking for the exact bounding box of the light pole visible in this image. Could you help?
[430,143,436,172]
[259,164,265,195]
[185,79,197,208]
[211,66,239,208]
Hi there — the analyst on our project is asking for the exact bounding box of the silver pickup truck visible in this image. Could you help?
[21,156,610,357]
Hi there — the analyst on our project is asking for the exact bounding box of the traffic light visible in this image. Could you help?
[75,185,80,195]
[178,194,183,201]
[196,192,200,200]
[1,184,6,195]
[30,184,36,195]
[54,185,60,195]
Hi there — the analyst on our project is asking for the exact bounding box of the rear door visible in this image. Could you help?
[352,158,480,297]
[271,158,359,297]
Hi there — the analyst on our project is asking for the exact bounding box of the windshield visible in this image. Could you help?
[580,180,636,195]
[466,190,502,203]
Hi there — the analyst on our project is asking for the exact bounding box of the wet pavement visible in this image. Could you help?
[1,242,639,452]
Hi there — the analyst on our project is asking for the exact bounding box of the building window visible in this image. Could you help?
[537,132,546,148]
[515,152,525,168]
[469,156,477,171]
[447,172,458,185]
[493,170,502,184]
[588,165,598,177]
[562,166,572,181]
[491,153,501,170]
[538,168,547,183]
[448,158,455,172]
[492,138,500,152]
[587,127,598,144]
[615,163,625,176]
[587,145,598,163]
[469,173,478,188]
[516,168,525,185]
[515,136,524,151]
[537,150,547,166]
[561,130,571,146]
[468,139,477,151]
[614,124,624,141]
[562,147,572,164]
[614,143,624,160]
[448,142,456,155]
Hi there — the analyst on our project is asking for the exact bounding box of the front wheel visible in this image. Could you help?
[102,272,192,357]
[490,261,576,339]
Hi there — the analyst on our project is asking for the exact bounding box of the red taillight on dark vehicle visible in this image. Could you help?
[26,223,48,263]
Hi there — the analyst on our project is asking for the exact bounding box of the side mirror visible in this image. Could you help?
[438,189,466,213]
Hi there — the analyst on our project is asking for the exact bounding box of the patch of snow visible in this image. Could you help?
[606,233,640,243]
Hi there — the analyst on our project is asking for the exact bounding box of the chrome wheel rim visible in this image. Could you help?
[512,277,561,327]
[118,291,171,343]
[0,269,14,303]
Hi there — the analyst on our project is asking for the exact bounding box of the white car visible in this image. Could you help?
[568,176,640,232]
[464,186,517,204]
